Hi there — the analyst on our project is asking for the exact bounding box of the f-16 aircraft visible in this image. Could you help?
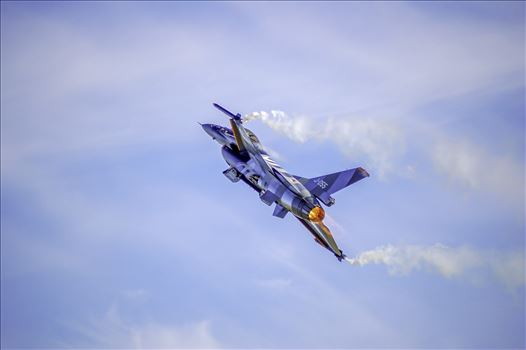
[202,103,369,261]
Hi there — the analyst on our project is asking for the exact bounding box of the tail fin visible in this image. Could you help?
[295,167,369,206]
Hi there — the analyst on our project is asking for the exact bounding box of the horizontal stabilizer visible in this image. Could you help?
[295,167,369,206]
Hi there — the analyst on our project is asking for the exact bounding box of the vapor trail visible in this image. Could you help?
[244,110,405,177]
[244,112,524,291]
[345,244,525,290]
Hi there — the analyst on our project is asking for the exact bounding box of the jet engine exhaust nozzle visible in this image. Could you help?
[308,206,325,222]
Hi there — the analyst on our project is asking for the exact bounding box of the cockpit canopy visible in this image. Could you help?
[212,124,233,136]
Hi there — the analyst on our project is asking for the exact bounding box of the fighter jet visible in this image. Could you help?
[202,103,369,261]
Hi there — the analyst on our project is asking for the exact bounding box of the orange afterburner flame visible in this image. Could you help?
[308,206,325,222]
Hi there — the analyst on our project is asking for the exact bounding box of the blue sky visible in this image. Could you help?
[1,1,524,348]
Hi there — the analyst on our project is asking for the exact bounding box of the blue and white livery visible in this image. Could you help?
[202,104,369,261]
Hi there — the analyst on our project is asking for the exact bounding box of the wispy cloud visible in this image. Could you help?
[245,110,406,177]
[235,2,524,116]
[1,2,524,348]
[432,137,524,205]
[245,109,524,210]
[69,304,221,349]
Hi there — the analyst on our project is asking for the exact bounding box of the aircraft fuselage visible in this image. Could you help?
[202,104,369,261]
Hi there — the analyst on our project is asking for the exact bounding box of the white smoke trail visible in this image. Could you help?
[245,112,524,290]
[345,244,525,290]
[244,111,406,177]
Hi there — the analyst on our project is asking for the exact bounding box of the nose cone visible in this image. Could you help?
[201,123,215,138]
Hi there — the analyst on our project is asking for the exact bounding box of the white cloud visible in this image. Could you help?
[69,304,221,349]
[432,137,524,204]
[1,3,524,348]
[489,250,526,291]
[2,2,523,184]
[234,2,524,116]
[1,8,231,167]
[245,108,524,211]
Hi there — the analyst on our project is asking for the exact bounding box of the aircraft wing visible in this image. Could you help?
[213,103,242,121]
[213,103,247,152]
[296,217,344,260]
[295,167,369,206]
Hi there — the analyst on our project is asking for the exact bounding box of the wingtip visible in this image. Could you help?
[359,167,370,177]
